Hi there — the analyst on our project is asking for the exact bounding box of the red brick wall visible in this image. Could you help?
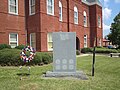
[89,5,103,47]
[26,0,103,51]
[0,0,26,45]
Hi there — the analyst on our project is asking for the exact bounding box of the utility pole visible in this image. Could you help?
[92,37,96,76]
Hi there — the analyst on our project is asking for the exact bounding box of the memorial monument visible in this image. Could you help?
[45,32,87,79]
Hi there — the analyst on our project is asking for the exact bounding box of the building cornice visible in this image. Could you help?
[82,0,102,7]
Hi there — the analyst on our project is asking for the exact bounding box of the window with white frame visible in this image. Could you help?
[47,33,53,51]
[9,33,18,48]
[84,35,87,48]
[8,0,18,15]
[99,38,101,46]
[29,0,35,15]
[98,16,101,28]
[59,1,62,21]
[47,0,54,15]
[83,11,87,27]
[74,6,78,24]
[30,33,36,49]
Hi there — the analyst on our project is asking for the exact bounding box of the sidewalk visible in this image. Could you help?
[76,54,91,57]
[76,53,109,57]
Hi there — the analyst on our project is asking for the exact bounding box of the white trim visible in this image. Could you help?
[99,38,101,46]
[9,33,18,48]
[83,11,87,27]
[8,0,18,15]
[30,33,36,49]
[82,0,102,7]
[98,16,101,28]
[29,0,35,15]
[47,33,53,51]
[74,6,78,24]
[84,35,87,48]
[59,1,62,21]
[47,0,54,16]
[83,11,86,16]
[30,33,32,47]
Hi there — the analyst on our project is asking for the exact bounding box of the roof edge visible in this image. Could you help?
[82,0,102,7]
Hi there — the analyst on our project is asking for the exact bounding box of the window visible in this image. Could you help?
[83,11,87,27]
[98,16,101,28]
[47,33,53,51]
[47,0,54,15]
[84,35,87,48]
[30,33,36,49]
[8,0,18,15]
[9,33,18,48]
[99,38,101,46]
[59,1,62,21]
[29,0,35,15]
[74,6,78,24]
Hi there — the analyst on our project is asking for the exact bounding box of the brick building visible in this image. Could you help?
[0,0,26,48]
[0,0,103,51]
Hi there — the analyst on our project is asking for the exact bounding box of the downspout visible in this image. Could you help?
[24,0,27,45]
[67,0,69,32]
[39,0,41,51]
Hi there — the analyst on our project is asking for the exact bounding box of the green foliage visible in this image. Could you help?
[81,47,119,54]
[15,45,26,50]
[0,44,11,50]
[108,12,120,48]
[96,46,103,48]
[81,48,92,53]
[0,49,53,66]
[76,50,80,55]
[117,49,120,53]
[95,48,118,53]
[41,53,53,64]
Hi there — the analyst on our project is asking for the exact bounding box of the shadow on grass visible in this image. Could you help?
[86,73,92,77]
[17,73,30,76]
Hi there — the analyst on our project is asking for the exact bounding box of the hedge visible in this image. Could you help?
[15,45,26,50]
[0,49,53,66]
[76,50,80,55]
[95,48,118,53]
[81,48,92,53]
[81,47,119,54]
[0,44,11,50]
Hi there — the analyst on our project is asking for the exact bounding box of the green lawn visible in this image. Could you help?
[0,55,120,90]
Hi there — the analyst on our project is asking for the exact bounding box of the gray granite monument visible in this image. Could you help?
[45,32,87,79]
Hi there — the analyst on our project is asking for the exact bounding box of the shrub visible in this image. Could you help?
[81,48,92,53]
[118,49,120,53]
[0,49,22,66]
[0,49,53,66]
[95,48,118,53]
[96,46,103,48]
[41,53,53,64]
[76,50,80,55]
[0,44,11,50]
[15,45,25,50]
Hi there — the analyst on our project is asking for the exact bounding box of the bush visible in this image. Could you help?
[76,50,80,55]
[15,45,25,50]
[81,48,92,53]
[0,49,53,66]
[96,46,103,48]
[95,48,118,53]
[0,44,11,50]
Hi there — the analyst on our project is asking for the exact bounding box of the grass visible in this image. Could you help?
[0,55,120,90]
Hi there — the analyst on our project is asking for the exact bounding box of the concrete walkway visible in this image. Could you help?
[76,53,109,57]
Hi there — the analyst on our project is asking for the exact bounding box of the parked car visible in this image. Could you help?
[107,45,116,49]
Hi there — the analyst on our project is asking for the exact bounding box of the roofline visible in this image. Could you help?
[82,0,102,7]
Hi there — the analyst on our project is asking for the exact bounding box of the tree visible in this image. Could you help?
[107,12,120,48]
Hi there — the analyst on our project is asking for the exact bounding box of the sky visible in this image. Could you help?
[99,0,120,38]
